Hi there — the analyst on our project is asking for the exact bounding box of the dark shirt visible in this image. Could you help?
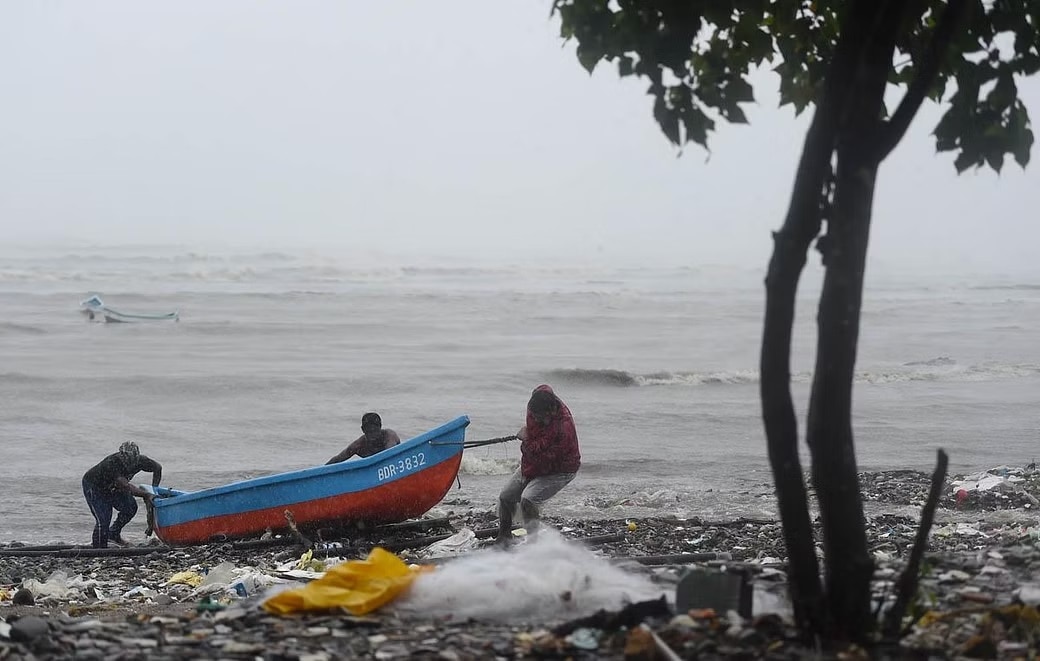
[83,453,161,492]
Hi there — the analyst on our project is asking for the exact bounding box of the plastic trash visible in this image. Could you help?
[21,571,100,602]
[295,549,327,573]
[1015,584,1040,606]
[263,547,431,616]
[566,628,602,650]
[122,586,158,599]
[190,563,284,599]
[422,528,477,557]
[165,571,204,588]
[230,571,276,597]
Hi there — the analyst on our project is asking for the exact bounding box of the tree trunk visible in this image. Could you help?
[760,0,897,637]
[806,2,905,639]
[806,146,877,641]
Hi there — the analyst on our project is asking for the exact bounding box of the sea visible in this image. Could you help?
[2,246,1039,544]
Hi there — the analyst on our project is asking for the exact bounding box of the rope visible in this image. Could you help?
[430,435,519,449]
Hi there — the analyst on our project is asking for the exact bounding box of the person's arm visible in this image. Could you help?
[114,476,154,500]
[384,430,401,448]
[517,425,528,441]
[140,456,162,487]
[327,437,363,465]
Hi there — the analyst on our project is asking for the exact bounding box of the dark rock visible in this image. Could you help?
[11,615,50,642]
[12,588,35,605]
[676,568,752,618]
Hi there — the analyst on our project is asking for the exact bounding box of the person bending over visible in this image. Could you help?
[82,441,162,548]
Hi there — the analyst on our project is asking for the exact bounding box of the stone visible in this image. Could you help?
[12,588,35,605]
[10,615,50,642]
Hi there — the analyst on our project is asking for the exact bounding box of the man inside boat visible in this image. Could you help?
[326,412,401,464]
[81,441,162,548]
[497,384,581,546]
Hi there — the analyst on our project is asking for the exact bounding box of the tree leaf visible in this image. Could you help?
[954,150,978,173]
[618,56,634,77]
[577,42,603,74]
[727,104,750,124]
[984,147,1005,173]
[653,96,681,145]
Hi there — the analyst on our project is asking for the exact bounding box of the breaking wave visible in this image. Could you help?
[459,456,518,476]
[546,368,758,387]
[546,361,1040,388]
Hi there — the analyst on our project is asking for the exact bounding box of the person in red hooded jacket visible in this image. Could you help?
[497,384,581,545]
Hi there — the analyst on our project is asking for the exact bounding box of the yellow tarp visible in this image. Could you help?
[166,571,204,587]
[263,547,430,616]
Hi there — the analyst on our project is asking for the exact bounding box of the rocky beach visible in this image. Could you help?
[3,466,1040,660]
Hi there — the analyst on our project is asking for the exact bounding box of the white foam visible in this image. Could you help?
[396,530,664,622]
[459,456,518,476]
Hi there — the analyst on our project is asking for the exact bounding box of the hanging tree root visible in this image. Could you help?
[882,448,949,639]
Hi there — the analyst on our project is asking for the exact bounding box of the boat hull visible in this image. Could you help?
[150,416,469,545]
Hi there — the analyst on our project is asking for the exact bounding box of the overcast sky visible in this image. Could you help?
[0,2,1037,272]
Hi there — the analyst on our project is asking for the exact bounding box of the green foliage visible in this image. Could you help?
[552,0,1038,172]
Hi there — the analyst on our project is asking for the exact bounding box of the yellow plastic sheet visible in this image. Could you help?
[166,571,204,587]
[263,547,430,616]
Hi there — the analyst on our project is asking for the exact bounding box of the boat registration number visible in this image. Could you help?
[377,452,427,481]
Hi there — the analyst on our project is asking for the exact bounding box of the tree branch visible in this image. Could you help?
[875,0,970,161]
[881,449,948,640]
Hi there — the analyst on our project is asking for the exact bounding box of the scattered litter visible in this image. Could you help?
[419,528,477,558]
[397,530,664,622]
[264,548,429,616]
[165,571,203,587]
[566,627,602,650]
[21,571,101,602]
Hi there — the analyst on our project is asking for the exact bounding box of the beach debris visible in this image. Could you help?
[675,567,753,618]
[20,571,100,603]
[264,548,429,616]
[165,571,203,587]
[5,468,1040,658]
[399,530,663,622]
[564,627,602,650]
[417,527,477,558]
[295,549,327,572]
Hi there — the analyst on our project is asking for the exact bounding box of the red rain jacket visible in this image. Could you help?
[521,385,581,479]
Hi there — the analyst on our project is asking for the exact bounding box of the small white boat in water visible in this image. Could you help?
[80,295,180,323]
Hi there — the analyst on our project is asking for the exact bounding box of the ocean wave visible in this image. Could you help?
[0,322,45,335]
[459,456,518,476]
[970,283,1040,291]
[0,372,49,384]
[904,356,956,367]
[583,489,684,510]
[546,368,758,387]
[546,361,1040,388]
[858,362,1040,384]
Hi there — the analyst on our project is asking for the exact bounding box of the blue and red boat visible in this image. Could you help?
[148,416,469,545]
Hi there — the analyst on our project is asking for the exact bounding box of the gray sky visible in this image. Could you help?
[0,2,1037,272]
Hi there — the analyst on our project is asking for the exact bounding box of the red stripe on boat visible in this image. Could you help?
[156,454,462,545]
